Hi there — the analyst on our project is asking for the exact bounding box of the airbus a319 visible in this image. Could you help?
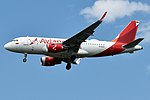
[4,12,144,70]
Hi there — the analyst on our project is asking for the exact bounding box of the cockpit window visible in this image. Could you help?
[12,39,19,42]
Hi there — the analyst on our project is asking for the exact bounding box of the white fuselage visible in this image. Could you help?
[4,37,142,58]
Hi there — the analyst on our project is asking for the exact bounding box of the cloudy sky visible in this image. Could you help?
[1,0,150,100]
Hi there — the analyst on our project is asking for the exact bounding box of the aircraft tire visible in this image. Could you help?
[66,63,71,70]
[23,58,27,62]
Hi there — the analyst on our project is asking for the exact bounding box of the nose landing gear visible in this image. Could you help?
[23,53,27,62]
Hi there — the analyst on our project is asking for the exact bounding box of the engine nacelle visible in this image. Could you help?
[47,44,63,53]
[41,56,61,66]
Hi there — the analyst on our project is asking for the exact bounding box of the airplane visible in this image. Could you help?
[4,12,144,70]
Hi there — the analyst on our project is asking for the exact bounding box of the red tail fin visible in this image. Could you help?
[112,20,139,44]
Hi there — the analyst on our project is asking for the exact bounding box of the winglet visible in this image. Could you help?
[99,11,107,21]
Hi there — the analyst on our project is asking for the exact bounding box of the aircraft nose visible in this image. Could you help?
[4,43,12,50]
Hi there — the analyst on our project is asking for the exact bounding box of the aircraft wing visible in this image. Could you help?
[63,12,107,52]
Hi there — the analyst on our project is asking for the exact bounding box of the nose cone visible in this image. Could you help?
[4,43,12,51]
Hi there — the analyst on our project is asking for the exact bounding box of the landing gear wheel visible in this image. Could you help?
[66,63,71,70]
[23,58,27,62]
[23,53,27,63]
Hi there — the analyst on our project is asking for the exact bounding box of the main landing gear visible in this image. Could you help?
[66,63,71,70]
[66,55,76,70]
[23,53,27,62]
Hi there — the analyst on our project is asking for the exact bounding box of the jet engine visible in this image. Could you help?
[41,56,61,66]
[47,44,64,53]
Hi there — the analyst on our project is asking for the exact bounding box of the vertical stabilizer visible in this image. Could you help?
[112,20,139,44]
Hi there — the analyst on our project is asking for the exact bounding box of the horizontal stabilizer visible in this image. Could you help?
[123,38,144,49]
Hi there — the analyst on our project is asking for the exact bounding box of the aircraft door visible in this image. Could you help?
[22,38,36,53]
[23,38,30,46]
